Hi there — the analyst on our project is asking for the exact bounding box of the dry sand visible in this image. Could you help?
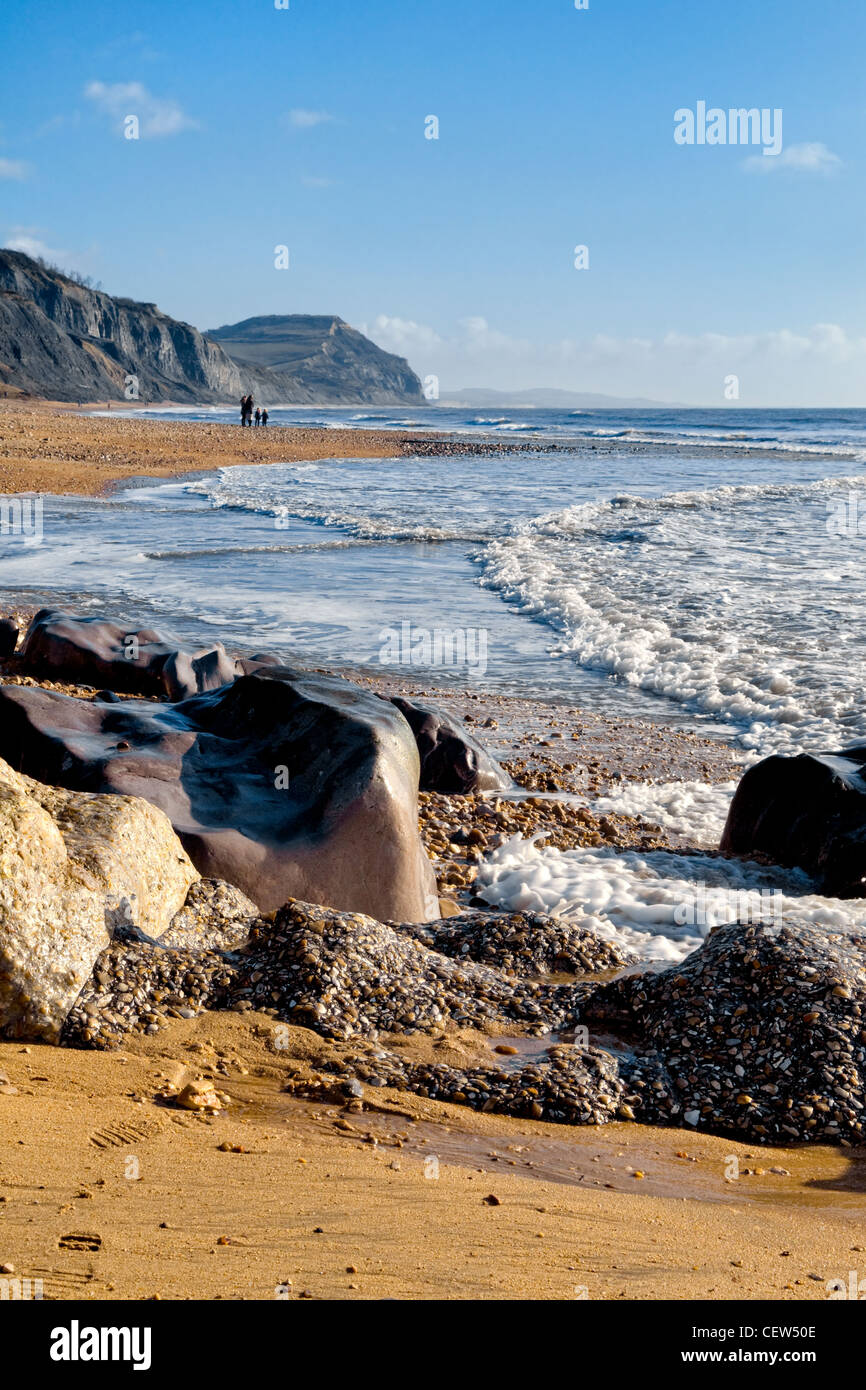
[0,399,434,496]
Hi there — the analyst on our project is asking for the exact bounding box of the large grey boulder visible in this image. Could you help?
[0,758,197,1041]
[0,667,439,923]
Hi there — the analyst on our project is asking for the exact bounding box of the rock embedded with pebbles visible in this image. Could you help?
[0,757,197,1041]
[394,908,634,978]
[157,878,258,953]
[228,900,589,1040]
[587,918,866,1144]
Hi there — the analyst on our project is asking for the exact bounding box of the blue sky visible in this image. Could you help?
[1,0,863,404]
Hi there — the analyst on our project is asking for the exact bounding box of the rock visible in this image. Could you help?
[0,666,438,922]
[587,918,866,1144]
[158,879,258,952]
[394,908,634,977]
[227,899,587,1040]
[438,897,461,918]
[388,696,510,794]
[0,618,19,659]
[176,1080,222,1112]
[16,609,242,700]
[720,747,866,896]
[0,757,197,1041]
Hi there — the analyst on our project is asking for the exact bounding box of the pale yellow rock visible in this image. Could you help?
[176,1080,222,1112]
[0,758,198,1042]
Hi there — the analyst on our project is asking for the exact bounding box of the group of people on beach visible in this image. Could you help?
[240,394,268,427]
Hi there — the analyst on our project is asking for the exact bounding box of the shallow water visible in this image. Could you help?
[4,406,866,962]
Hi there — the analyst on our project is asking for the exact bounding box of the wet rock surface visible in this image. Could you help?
[15,609,242,700]
[388,695,511,794]
[324,1042,635,1126]
[722,746,866,897]
[0,666,438,922]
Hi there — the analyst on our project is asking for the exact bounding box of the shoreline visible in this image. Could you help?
[0,400,849,499]
[1,409,864,1300]
[2,634,859,1302]
[0,400,440,498]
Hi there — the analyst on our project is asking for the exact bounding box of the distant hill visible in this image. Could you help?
[208,315,423,405]
[439,386,676,409]
[0,250,423,405]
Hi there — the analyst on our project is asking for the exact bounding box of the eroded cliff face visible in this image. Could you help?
[208,315,424,405]
[0,251,423,405]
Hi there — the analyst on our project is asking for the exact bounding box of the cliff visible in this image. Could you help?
[207,315,423,405]
[0,251,423,405]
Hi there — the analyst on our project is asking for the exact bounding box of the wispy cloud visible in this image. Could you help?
[3,227,95,277]
[0,158,28,180]
[366,315,866,405]
[286,108,334,129]
[301,174,335,188]
[744,141,841,174]
[3,230,69,265]
[84,81,198,137]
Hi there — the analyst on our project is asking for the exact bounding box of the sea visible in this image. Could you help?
[4,403,866,960]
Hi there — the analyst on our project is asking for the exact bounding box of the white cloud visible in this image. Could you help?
[3,227,96,278]
[744,141,841,174]
[286,109,334,129]
[301,175,335,188]
[84,81,198,137]
[366,315,866,406]
[4,232,67,262]
[0,158,28,180]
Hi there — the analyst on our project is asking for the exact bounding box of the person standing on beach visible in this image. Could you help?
[240,395,247,426]
[254,407,261,426]
[261,408,269,426]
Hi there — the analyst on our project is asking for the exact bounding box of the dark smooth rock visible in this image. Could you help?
[0,618,19,659]
[17,609,242,700]
[720,747,866,896]
[388,695,510,794]
[0,667,438,923]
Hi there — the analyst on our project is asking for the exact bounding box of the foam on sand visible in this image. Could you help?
[475,836,866,963]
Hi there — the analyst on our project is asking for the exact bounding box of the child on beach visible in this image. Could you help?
[261,409,268,426]
[254,407,261,426]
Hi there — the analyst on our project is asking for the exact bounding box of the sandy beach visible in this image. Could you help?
[0,400,437,497]
[2,1010,863,1302]
[0,402,864,1305]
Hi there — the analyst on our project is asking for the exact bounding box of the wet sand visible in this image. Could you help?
[2,1011,864,1301]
